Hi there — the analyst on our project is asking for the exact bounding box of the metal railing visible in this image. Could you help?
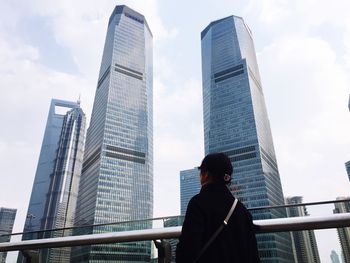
[248,197,350,211]
[1,213,350,252]
[1,198,350,262]
[4,198,349,240]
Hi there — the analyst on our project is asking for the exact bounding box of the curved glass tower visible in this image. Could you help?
[19,99,85,263]
[73,5,153,262]
[201,16,293,262]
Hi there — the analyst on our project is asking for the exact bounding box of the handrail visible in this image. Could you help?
[249,198,350,211]
[253,213,350,232]
[2,215,183,238]
[1,213,350,252]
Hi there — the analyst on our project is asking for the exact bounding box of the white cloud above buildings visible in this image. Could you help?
[260,34,349,196]
[253,0,350,202]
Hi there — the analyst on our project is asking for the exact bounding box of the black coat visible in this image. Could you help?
[176,182,260,263]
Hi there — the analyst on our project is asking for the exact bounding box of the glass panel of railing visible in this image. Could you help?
[1,250,18,262]
[15,241,158,262]
[0,230,16,262]
[248,198,350,263]
[159,216,183,262]
[307,200,349,263]
[0,233,10,244]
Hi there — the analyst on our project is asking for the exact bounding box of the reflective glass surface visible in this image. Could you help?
[73,5,153,262]
[201,16,293,262]
[180,169,201,215]
[18,99,85,263]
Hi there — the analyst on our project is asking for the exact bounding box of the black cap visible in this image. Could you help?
[198,153,233,183]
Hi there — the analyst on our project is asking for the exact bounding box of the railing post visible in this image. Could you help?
[20,250,39,263]
[154,239,171,263]
[20,250,31,263]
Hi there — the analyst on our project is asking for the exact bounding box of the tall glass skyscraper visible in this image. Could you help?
[285,197,321,262]
[19,99,85,262]
[201,16,293,262]
[0,207,17,263]
[73,5,153,262]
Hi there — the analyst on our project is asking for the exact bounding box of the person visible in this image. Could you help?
[176,153,260,263]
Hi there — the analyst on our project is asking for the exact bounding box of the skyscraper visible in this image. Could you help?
[73,5,153,262]
[0,207,17,263]
[201,16,293,262]
[285,196,321,262]
[333,197,350,263]
[19,99,85,262]
[330,250,341,263]
[345,161,350,182]
[180,168,200,215]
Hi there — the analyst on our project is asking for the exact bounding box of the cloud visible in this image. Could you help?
[253,3,350,259]
[0,1,179,106]
[1,2,350,262]
[0,0,182,234]
[259,33,350,199]
[14,0,178,77]
[153,76,204,216]
[155,78,202,128]
[344,28,350,68]
[0,7,93,247]
[258,0,291,25]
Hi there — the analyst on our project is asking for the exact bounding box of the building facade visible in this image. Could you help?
[19,99,85,262]
[180,168,201,215]
[201,15,293,262]
[330,250,341,263]
[345,161,350,182]
[72,5,153,262]
[333,197,350,263]
[285,196,321,263]
[0,207,17,263]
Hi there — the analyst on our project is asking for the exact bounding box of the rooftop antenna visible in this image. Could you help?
[77,94,81,106]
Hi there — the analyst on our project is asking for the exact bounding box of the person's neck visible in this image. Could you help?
[202,180,222,188]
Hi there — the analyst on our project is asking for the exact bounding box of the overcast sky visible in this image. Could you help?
[1,0,349,262]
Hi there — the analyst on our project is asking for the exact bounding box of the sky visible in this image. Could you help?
[0,0,349,262]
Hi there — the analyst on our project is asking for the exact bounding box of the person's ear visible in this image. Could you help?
[200,171,209,185]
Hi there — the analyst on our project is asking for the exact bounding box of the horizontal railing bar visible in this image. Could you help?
[1,213,350,252]
[254,213,350,232]
[3,215,183,238]
[0,227,182,252]
[249,198,350,211]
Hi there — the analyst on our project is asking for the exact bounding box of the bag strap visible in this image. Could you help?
[193,198,239,263]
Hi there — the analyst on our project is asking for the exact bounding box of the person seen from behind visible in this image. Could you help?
[176,152,260,263]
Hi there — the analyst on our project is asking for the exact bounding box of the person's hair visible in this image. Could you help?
[198,153,233,185]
